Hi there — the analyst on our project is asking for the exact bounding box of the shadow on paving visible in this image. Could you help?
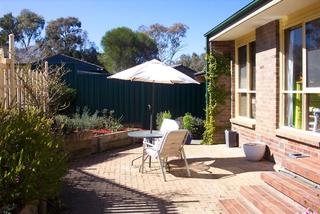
[168,157,275,179]
[62,168,178,214]
[69,143,142,169]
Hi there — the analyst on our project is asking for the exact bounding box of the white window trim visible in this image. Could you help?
[235,38,256,120]
[279,15,320,134]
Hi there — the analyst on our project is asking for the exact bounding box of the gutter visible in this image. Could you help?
[204,0,272,39]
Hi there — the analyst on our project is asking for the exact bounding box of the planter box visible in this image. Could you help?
[63,130,96,159]
[96,130,137,152]
[62,129,140,159]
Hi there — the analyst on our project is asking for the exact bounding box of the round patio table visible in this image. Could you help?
[128,130,163,172]
[128,130,162,139]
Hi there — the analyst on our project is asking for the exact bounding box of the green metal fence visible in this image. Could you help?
[64,68,205,128]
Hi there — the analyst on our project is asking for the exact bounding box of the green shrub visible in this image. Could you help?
[54,114,74,135]
[182,113,204,140]
[156,111,172,130]
[55,107,123,134]
[0,108,67,208]
[189,117,205,139]
[72,107,104,130]
[102,109,123,132]
[49,85,76,115]
[183,112,192,131]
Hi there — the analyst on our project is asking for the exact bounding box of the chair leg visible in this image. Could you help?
[141,144,146,173]
[181,149,191,177]
[158,157,167,182]
[149,156,151,168]
[165,157,169,171]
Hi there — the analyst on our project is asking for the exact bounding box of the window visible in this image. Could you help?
[237,42,256,119]
[306,18,320,88]
[282,18,320,133]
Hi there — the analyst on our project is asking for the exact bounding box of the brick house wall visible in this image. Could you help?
[210,20,320,164]
[209,41,234,143]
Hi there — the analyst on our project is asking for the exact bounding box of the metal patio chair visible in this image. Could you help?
[142,129,191,181]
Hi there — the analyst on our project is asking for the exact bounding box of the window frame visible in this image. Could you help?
[279,9,320,133]
[235,33,256,120]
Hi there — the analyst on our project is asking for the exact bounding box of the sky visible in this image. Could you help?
[1,0,251,59]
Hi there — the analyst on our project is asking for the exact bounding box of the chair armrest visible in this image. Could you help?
[143,142,154,147]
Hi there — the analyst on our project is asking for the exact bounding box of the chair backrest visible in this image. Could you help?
[159,130,188,157]
[160,119,179,133]
[151,119,179,150]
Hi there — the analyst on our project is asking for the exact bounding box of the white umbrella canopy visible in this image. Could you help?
[108,59,200,131]
[108,59,200,84]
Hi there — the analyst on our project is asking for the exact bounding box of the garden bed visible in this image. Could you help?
[63,129,140,159]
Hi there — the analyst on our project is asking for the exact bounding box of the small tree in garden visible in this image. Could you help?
[0,107,67,210]
[19,63,76,117]
[183,112,193,131]
[202,52,230,145]
[0,44,71,211]
[182,113,205,140]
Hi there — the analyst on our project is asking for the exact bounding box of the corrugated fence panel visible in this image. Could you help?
[66,69,205,128]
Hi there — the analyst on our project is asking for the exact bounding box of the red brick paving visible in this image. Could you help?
[62,144,276,213]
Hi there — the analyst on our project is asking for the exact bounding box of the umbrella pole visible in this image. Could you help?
[150,82,155,133]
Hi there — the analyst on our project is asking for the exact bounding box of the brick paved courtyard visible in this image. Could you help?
[62,144,275,213]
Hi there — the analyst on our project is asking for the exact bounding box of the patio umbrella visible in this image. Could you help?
[108,59,199,132]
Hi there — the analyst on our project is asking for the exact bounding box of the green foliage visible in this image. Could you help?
[55,107,103,134]
[55,108,123,134]
[0,108,67,207]
[139,23,189,64]
[203,52,230,145]
[189,117,205,140]
[0,13,22,46]
[183,112,192,131]
[72,107,104,130]
[176,52,206,72]
[48,81,77,116]
[101,109,123,132]
[156,110,172,130]
[100,27,158,73]
[0,10,44,50]
[70,44,102,66]
[54,114,73,134]
[40,16,100,65]
[22,64,77,117]
[17,9,45,50]
[181,113,204,140]
[0,10,100,65]
[42,17,83,55]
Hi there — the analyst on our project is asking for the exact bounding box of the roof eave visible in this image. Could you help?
[204,0,272,39]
